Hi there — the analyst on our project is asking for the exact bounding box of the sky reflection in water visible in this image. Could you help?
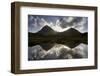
[28,43,88,60]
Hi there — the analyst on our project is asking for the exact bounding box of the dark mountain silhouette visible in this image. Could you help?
[82,32,88,37]
[35,26,57,36]
[29,26,84,37]
[58,28,82,37]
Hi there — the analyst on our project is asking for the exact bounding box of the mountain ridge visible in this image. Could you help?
[29,25,87,34]
[29,25,87,37]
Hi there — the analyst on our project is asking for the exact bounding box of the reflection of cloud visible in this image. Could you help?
[28,15,88,33]
[28,43,88,60]
[28,45,46,60]
[72,43,88,58]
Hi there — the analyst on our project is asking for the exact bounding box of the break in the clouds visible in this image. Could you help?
[28,15,88,33]
[28,43,88,60]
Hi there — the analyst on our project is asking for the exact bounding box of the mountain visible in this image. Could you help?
[29,26,83,37]
[38,25,58,35]
[58,28,82,37]
[82,32,88,37]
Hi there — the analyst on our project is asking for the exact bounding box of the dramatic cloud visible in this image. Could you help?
[28,43,88,60]
[28,15,88,33]
[72,43,88,58]
[28,15,48,33]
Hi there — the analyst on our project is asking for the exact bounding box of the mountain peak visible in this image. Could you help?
[37,25,57,35]
[40,25,52,31]
[57,27,81,37]
[67,28,79,32]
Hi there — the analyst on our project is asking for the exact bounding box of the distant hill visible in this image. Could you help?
[29,26,85,37]
[28,26,87,37]
[38,26,57,35]
[58,28,82,37]
[82,32,88,37]
[30,26,57,36]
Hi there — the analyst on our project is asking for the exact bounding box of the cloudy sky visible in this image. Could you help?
[28,15,88,33]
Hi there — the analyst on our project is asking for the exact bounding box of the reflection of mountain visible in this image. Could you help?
[28,43,88,60]
[29,41,85,50]
[37,43,55,50]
